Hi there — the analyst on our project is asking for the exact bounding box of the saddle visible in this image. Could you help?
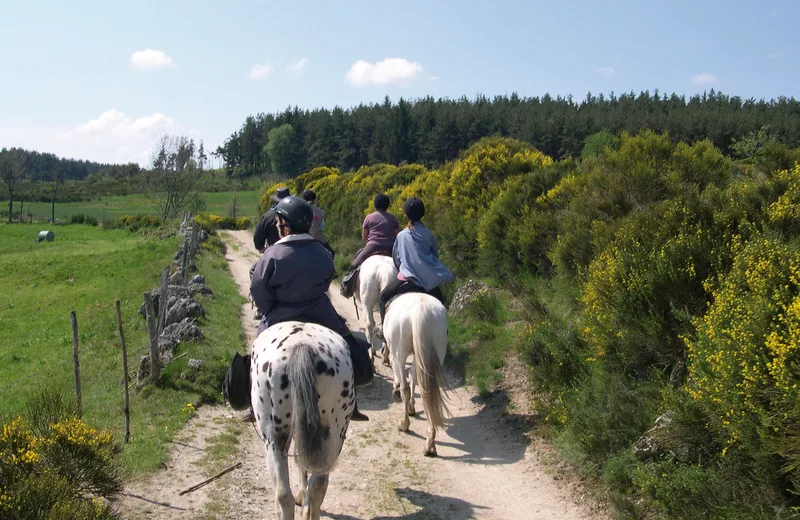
[340,269,359,298]
[340,250,393,299]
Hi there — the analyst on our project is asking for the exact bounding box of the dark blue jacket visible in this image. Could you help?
[250,234,348,337]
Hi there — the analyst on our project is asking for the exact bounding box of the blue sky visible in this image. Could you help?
[0,0,797,166]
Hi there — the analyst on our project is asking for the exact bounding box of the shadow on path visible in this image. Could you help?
[324,487,486,520]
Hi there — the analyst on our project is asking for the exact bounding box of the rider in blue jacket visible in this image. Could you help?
[250,195,371,421]
[379,197,453,321]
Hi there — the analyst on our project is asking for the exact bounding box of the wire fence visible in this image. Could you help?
[2,215,204,442]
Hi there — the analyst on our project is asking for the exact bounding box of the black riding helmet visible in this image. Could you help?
[402,197,425,222]
[373,193,390,211]
[275,196,313,233]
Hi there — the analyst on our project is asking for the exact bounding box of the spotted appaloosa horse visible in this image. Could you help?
[383,292,450,456]
[250,321,355,520]
[354,254,397,365]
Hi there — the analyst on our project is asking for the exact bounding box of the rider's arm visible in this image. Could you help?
[250,255,277,316]
[253,213,269,251]
[431,233,440,260]
[392,234,403,269]
[361,226,369,243]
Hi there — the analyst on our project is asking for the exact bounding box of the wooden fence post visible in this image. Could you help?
[143,292,160,381]
[190,221,199,260]
[115,300,131,444]
[69,311,82,414]
[158,266,169,333]
[180,239,189,283]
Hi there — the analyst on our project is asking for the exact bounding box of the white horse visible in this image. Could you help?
[353,254,397,364]
[383,292,450,456]
[250,321,355,520]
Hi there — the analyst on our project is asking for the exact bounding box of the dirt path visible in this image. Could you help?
[119,230,610,519]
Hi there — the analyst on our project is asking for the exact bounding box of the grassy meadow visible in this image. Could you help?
[0,223,247,473]
[20,190,261,222]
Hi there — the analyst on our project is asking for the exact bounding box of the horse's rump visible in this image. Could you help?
[250,321,355,474]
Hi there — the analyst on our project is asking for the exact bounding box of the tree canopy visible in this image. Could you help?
[218,90,800,177]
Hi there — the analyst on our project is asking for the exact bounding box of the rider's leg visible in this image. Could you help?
[342,333,371,421]
[379,278,405,323]
[349,243,388,271]
[428,286,446,306]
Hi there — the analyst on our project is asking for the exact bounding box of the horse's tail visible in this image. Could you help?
[287,344,330,473]
[412,298,451,429]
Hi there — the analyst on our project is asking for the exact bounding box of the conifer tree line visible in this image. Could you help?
[0,148,132,182]
[218,90,800,177]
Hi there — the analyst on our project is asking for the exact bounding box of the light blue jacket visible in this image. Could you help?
[392,222,454,291]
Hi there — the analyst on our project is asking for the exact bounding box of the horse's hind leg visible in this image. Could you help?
[365,303,376,361]
[424,422,438,457]
[269,448,295,520]
[295,469,308,506]
[407,364,417,416]
[301,473,329,520]
[393,355,411,432]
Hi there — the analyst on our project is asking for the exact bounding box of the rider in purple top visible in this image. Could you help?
[349,194,400,271]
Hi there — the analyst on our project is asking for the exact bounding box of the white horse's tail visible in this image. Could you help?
[287,344,330,473]
[412,300,451,429]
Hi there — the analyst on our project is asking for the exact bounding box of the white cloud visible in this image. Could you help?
[129,49,175,70]
[594,67,616,76]
[248,63,271,79]
[286,58,309,76]
[428,75,441,82]
[692,73,716,85]
[345,58,423,87]
[769,52,784,60]
[0,109,186,166]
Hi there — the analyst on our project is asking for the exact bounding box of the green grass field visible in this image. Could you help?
[21,191,261,222]
[0,223,247,473]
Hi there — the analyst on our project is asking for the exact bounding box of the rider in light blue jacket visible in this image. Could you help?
[379,197,453,321]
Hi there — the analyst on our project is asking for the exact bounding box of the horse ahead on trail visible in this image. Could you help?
[250,321,355,520]
[383,292,451,456]
[353,254,397,365]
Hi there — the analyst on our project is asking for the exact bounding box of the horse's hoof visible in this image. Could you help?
[398,420,410,432]
[392,389,402,402]
[424,446,438,457]
[408,408,416,417]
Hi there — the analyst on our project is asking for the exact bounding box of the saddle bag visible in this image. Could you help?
[340,268,359,298]
[222,351,252,410]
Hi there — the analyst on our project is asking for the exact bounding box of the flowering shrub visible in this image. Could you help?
[686,236,800,492]
[194,213,250,231]
[0,404,122,519]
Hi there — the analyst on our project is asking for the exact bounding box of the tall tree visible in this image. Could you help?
[265,124,298,175]
[0,148,26,223]
[198,140,207,172]
[143,136,201,219]
[48,165,65,223]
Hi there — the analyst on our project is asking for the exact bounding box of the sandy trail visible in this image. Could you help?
[119,229,609,519]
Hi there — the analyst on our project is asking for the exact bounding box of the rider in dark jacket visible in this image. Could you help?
[250,195,371,421]
[252,187,290,253]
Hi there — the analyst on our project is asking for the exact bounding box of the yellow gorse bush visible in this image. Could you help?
[1,414,120,518]
[50,418,114,450]
[687,236,800,473]
[0,417,41,469]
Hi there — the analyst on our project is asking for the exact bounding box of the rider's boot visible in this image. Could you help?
[351,396,369,421]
